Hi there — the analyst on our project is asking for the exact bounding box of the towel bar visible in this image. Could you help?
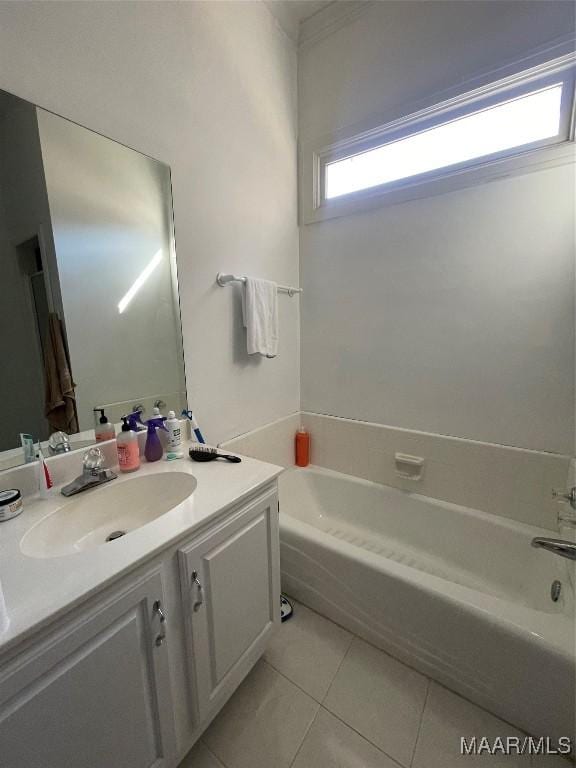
[216,272,302,296]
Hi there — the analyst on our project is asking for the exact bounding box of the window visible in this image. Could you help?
[305,53,576,222]
[325,84,564,199]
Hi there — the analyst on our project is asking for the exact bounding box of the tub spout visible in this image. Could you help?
[531,537,576,561]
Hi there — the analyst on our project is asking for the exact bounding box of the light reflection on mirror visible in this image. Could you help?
[118,249,163,314]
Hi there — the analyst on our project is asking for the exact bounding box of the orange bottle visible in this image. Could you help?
[295,427,310,467]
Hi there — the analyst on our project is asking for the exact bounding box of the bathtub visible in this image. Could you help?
[279,466,575,740]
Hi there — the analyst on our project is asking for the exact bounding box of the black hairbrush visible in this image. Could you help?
[189,446,242,463]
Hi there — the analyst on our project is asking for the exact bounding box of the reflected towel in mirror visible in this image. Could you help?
[44,313,79,434]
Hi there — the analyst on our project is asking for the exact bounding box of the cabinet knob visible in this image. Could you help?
[191,570,204,613]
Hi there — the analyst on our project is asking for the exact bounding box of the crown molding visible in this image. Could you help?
[263,0,300,45]
[299,0,374,49]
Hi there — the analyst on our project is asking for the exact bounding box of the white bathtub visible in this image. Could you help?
[279,466,576,740]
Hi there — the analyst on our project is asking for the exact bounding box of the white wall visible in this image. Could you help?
[0,0,299,445]
[299,0,575,455]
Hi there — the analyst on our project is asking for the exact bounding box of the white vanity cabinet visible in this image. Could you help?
[179,488,280,722]
[0,568,176,768]
[0,479,281,768]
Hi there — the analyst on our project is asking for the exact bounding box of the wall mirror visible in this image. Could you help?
[0,88,187,470]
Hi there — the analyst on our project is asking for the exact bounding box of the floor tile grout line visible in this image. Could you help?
[319,704,408,768]
[310,622,425,764]
[319,631,355,706]
[318,635,422,768]
[265,612,412,764]
[262,635,352,706]
[287,601,509,765]
[260,657,327,704]
[287,703,322,768]
[292,595,434,700]
[342,631,431,694]
[198,737,230,768]
[286,597,434,708]
[198,658,321,768]
[409,677,431,768]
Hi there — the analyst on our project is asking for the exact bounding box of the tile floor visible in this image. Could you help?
[179,599,571,768]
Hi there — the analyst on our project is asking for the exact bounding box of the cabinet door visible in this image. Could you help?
[179,489,280,722]
[0,568,176,768]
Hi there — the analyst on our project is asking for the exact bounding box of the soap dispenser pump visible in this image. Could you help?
[144,417,168,462]
[117,416,141,473]
[94,408,115,442]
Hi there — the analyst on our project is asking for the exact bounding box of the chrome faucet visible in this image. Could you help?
[552,486,576,509]
[530,487,576,561]
[531,537,576,561]
[61,447,117,497]
[552,486,576,525]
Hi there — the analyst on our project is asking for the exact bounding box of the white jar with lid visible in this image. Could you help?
[0,489,23,522]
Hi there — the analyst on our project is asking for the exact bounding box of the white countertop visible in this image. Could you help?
[0,445,283,657]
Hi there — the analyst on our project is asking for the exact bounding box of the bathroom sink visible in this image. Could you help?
[20,472,197,559]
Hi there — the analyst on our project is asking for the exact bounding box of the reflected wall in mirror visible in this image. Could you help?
[0,89,186,470]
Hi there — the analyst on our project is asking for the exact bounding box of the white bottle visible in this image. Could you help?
[165,411,183,456]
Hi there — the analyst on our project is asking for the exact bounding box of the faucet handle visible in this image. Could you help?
[48,431,71,454]
[552,486,576,510]
[83,447,105,475]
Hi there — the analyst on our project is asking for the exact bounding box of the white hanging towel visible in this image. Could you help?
[242,277,279,358]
